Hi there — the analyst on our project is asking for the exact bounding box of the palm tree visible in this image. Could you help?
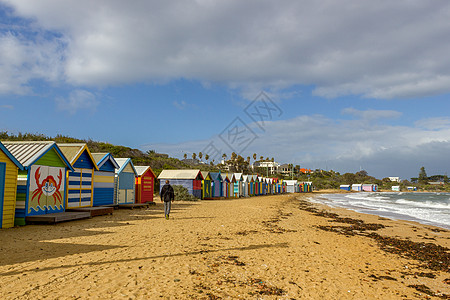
[183,153,187,160]
[198,152,203,161]
[192,153,197,160]
[205,154,209,163]
[253,153,257,161]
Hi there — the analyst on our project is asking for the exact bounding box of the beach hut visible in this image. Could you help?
[114,158,138,204]
[158,169,203,199]
[362,184,377,192]
[234,173,243,197]
[241,175,249,197]
[351,184,363,191]
[0,142,23,229]
[340,184,351,191]
[91,153,119,206]
[220,174,231,198]
[134,166,156,203]
[2,141,73,226]
[284,180,298,193]
[209,172,223,199]
[392,186,400,192]
[57,144,99,209]
[201,171,212,199]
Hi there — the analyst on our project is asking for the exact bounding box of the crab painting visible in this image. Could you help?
[31,166,63,206]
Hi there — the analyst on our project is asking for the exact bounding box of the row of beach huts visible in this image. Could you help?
[340,184,378,192]
[0,141,312,229]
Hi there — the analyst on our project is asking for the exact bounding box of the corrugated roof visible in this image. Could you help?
[0,141,23,169]
[91,153,109,164]
[2,141,55,167]
[115,158,137,175]
[158,169,202,180]
[57,143,86,163]
[134,165,156,177]
[57,143,99,170]
[91,153,119,169]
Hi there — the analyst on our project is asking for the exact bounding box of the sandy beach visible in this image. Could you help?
[0,193,448,299]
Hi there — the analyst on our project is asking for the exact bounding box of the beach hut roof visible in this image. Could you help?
[0,141,23,170]
[234,173,243,181]
[115,158,137,175]
[158,169,203,180]
[340,184,351,187]
[200,171,210,179]
[91,152,119,169]
[2,141,73,171]
[57,143,99,171]
[284,180,298,185]
[134,165,156,177]
[209,172,222,181]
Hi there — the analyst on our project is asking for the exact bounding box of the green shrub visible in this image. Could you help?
[173,185,199,201]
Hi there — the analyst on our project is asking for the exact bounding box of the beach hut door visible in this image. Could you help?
[28,165,65,215]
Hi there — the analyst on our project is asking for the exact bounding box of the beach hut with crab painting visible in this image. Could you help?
[134,166,156,204]
[91,153,119,206]
[0,142,23,229]
[57,144,99,209]
[114,158,138,205]
[2,141,73,226]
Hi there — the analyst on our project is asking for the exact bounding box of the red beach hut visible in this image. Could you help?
[134,166,156,203]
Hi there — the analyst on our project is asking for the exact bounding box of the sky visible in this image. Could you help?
[1,0,450,180]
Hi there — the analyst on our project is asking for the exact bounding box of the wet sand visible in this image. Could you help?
[0,193,448,299]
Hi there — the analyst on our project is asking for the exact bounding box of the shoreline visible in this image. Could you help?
[311,189,450,230]
[0,193,448,299]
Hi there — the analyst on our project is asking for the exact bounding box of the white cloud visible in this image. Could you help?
[55,89,99,114]
[147,108,450,179]
[2,1,450,99]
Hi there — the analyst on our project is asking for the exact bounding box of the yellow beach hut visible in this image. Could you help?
[0,142,23,229]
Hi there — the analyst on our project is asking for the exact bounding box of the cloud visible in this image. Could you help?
[55,89,99,114]
[2,1,450,99]
[147,108,450,179]
[0,104,13,109]
[341,108,402,121]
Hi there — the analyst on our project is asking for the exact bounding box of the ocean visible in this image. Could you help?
[309,192,450,230]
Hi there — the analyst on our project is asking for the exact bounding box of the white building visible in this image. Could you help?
[253,161,280,175]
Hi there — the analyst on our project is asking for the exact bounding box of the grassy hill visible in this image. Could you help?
[0,131,218,176]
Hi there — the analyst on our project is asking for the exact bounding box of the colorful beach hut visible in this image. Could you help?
[209,172,223,199]
[340,184,351,191]
[201,171,212,199]
[57,144,99,209]
[352,184,363,191]
[220,174,231,198]
[234,173,243,197]
[114,158,138,204]
[134,166,156,203]
[158,169,203,199]
[91,153,119,206]
[0,142,23,229]
[2,141,73,226]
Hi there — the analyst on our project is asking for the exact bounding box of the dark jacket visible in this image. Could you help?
[161,184,174,202]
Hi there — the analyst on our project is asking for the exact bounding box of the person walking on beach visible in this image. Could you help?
[160,180,174,219]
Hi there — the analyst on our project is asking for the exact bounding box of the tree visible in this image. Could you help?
[205,154,209,162]
[222,153,227,161]
[253,153,257,161]
[259,156,263,161]
[198,152,203,161]
[418,166,428,184]
[183,153,187,160]
[231,152,237,161]
[192,153,197,160]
